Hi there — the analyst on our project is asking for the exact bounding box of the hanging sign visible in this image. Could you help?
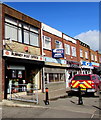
[52,48,64,58]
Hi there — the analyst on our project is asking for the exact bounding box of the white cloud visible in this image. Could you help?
[74,30,99,51]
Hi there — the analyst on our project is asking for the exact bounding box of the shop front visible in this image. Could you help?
[42,56,67,98]
[91,62,100,74]
[66,60,81,87]
[3,50,44,99]
[81,61,93,74]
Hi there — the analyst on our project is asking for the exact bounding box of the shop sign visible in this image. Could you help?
[81,61,93,69]
[81,61,92,66]
[44,57,66,64]
[67,61,80,68]
[3,50,44,61]
[52,48,64,58]
[91,62,99,67]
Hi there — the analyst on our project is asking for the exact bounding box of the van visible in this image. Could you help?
[69,74,101,95]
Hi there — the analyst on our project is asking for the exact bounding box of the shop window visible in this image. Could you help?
[18,71,23,78]
[12,70,17,78]
[60,74,64,81]
[49,73,54,82]
[54,74,59,82]
[48,73,65,83]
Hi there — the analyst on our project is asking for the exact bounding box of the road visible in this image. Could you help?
[1,95,100,119]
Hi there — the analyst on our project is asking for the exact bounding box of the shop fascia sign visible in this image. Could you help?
[44,56,66,64]
[67,61,80,68]
[3,50,44,61]
[81,61,93,69]
[52,48,64,58]
[91,62,99,67]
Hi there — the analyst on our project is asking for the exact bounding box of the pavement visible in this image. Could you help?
[0,90,68,107]
[0,91,101,119]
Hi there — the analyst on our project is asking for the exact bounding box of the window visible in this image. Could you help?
[55,40,62,48]
[74,75,91,80]
[92,76,96,80]
[85,51,88,59]
[65,44,70,55]
[43,36,51,50]
[91,54,94,61]
[5,23,17,41]
[24,30,29,44]
[71,46,76,57]
[30,32,39,47]
[80,49,83,57]
[95,55,97,61]
[18,27,22,43]
[48,73,65,83]
[99,57,101,62]
[5,16,39,47]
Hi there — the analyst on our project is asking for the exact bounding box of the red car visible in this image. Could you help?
[69,74,101,96]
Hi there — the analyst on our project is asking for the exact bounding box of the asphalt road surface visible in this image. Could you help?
[1,96,101,119]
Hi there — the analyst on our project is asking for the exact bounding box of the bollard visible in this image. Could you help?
[78,86,83,105]
[45,87,49,105]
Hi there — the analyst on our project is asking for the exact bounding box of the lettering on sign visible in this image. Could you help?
[3,50,42,61]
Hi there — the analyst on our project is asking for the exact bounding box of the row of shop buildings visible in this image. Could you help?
[0,3,101,99]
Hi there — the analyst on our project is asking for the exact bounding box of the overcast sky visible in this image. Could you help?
[4,2,99,51]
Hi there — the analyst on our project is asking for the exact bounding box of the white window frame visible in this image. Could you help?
[91,54,94,61]
[30,32,39,47]
[71,46,76,57]
[65,44,70,55]
[80,49,83,57]
[95,55,97,61]
[85,51,88,59]
[43,36,51,50]
[5,23,17,41]
[55,40,63,48]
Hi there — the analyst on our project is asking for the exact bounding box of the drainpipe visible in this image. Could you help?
[41,26,45,93]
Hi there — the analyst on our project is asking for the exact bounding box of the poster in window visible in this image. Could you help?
[12,70,16,78]
[18,71,22,78]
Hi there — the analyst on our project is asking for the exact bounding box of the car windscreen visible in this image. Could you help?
[73,75,91,80]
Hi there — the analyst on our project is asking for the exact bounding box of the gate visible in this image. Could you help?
[8,83,38,104]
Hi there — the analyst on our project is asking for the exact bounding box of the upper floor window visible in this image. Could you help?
[71,46,76,57]
[43,36,51,50]
[64,44,70,55]
[95,55,97,61]
[85,51,88,59]
[5,16,39,47]
[80,49,83,57]
[55,40,62,48]
[91,54,94,61]
[99,56,101,63]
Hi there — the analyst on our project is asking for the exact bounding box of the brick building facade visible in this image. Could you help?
[0,3,101,99]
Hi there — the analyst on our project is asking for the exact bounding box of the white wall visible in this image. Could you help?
[42,23,62,38]
[63,34,77,44]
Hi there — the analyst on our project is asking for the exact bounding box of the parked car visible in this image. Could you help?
[69,74,101,96]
